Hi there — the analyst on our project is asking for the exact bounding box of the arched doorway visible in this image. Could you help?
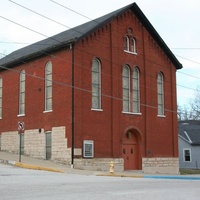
[122,129,141,170]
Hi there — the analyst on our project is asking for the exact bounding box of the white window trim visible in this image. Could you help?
[45,61,52,112]
[157,72,164,116]
[91,58,102,110]
[132,67,140,113]
[19,70,25,115]
[122,111,142,115]
[183,148,192,162]
[43,110,53,113]
[124,50,138,55]
[91,108,103,112]
[17,114,25,117]
[122,65,130,112]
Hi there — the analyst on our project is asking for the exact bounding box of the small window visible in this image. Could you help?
[0,77,2,119]
[19,70,25,115]
[157,72,164,116]
[184,149,191,162]
[124,36,136,54]
[45,61,52,111]
[92,58,101,109]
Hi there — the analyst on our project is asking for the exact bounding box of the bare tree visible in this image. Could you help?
[189,86,200,120]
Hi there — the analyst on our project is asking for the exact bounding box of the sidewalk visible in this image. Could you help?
[1,151,200,180]
[0,151,97,175]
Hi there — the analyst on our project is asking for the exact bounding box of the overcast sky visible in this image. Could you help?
[0,0,200,107]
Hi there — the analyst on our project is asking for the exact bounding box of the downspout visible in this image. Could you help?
[71,43,75,168]
[142,26,147,158]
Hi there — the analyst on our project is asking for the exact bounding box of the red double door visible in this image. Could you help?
[122,144,138,170]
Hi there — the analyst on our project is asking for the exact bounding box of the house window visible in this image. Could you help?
[124,36,136,54]
[157,72,164,116]
[183,149,191,162]
[0,77,2,119]
[132,67,140,113]
[19,70,25,115]
[92,58,101,109]
[122,65,130,112]
[45,61,52,111]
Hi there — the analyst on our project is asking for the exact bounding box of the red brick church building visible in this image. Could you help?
[0,3,182,173]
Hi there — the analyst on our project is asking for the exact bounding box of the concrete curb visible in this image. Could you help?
[144,175,200,180]
[0,159,63,173]
[96,173,144,178]
[15,162,64,173]
[97,173,200,180]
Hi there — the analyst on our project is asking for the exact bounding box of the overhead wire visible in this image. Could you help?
[0,3,195,100]
[0,0,198,113]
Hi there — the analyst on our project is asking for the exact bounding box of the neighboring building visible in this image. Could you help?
[0,3,182,174]
[179,121,200,169]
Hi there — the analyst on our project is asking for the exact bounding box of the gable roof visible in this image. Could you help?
[0,3,182,69]
[179,122,200,145]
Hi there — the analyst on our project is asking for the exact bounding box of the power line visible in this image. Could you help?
[0,1,198,105]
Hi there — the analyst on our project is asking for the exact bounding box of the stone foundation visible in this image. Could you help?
[0,126,71,163]
[74,158,124,172]
[142,157,179,174]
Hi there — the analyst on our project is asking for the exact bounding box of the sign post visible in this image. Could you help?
[18,122,24,162]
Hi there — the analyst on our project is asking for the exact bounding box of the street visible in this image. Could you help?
[0,163,200,200]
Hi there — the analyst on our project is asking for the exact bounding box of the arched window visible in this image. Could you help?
[130,38,136,53]
[132,67,140,113]
[92,58,101,109]
[0,77,2,119]
[157,72,164,115]
[19,70,25,115]
[124,35,137,54]
[124,36,129,51]
[45,61,52,111]
[122,65,130,112]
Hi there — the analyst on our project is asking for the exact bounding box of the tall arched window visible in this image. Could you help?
[0,77,2,119]
[157,72,164,115]
[45,61,52,111]
[92,58,101,109]
[130,38,136,53]
[122,65,130,112]
[124,36,129,51]
[19,70,25,115]
[132,67,140,113]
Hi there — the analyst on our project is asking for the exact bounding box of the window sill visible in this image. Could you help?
[43,110,53,113]
[122,111,142,115]
[17,114,25,117]
[91,108,103,112]
[124,50,137,55]
[157,115,166,118]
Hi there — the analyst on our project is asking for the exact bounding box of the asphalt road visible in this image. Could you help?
[1,163,200,200]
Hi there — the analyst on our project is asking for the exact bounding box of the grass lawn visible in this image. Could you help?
[180,168,200,175]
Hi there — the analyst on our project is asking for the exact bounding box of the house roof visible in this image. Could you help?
[179,122,200,145]
[0,3,182,69]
